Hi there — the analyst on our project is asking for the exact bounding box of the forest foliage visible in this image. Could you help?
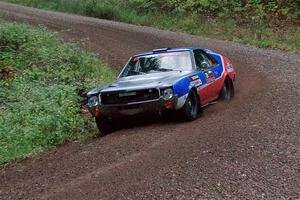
[7,0,300,51]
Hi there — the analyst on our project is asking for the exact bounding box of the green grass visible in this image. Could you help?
[4,0,300,53]
[0,22,115,166]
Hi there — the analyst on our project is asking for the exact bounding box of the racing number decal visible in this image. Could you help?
[227,64,234,72]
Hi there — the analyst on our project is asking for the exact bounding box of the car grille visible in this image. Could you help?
[101,89,160,105]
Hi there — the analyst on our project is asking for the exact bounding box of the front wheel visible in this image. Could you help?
[95,116,114,136]
[179,91,199,122]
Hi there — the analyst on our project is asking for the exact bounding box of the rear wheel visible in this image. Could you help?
[179,91,199,121]
[221,78,234,100]
[95,116,114,136]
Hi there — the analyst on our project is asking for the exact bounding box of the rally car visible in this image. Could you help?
[87,47,236,134]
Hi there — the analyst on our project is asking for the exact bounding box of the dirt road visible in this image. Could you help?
[0,2,299,199]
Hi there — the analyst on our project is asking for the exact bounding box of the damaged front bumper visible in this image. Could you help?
[88,96,180,118]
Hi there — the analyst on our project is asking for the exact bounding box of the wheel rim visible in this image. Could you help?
[188,93,197,116]
[227,83,231,99]
[224,81,231,99]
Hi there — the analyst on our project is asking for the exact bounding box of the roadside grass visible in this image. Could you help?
[0,22,116,166]
[4,0,300,53]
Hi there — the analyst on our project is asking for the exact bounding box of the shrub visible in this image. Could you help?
[0,23,115,166]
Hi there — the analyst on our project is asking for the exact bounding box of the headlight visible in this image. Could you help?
[88,95,100,107]
[162,88,174,100]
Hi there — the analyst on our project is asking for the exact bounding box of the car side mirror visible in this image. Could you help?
[201,62,210,69]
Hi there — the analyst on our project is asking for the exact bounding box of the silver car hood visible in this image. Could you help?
[88,71,193,95]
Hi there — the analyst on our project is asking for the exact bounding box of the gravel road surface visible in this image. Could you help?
[0,2,299,199]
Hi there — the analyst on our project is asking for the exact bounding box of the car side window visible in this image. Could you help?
[194,50,218,71]
[194,50,210,70]
[203,51,218,66]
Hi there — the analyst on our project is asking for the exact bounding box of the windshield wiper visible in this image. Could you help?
[128,70,146,75]
[156,68,174,72]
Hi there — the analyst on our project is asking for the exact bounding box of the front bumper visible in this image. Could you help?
[89,96,179,118]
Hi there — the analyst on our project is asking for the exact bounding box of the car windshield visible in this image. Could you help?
[120,51,193,77]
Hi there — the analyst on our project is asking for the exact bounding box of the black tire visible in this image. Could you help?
[179,91,199,122]
[95,116,114,136]
[221,78,234,100]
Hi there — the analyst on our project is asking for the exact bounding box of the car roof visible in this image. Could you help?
[133,47,204,57]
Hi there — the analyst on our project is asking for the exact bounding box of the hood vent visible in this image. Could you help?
[109,83,119,87]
